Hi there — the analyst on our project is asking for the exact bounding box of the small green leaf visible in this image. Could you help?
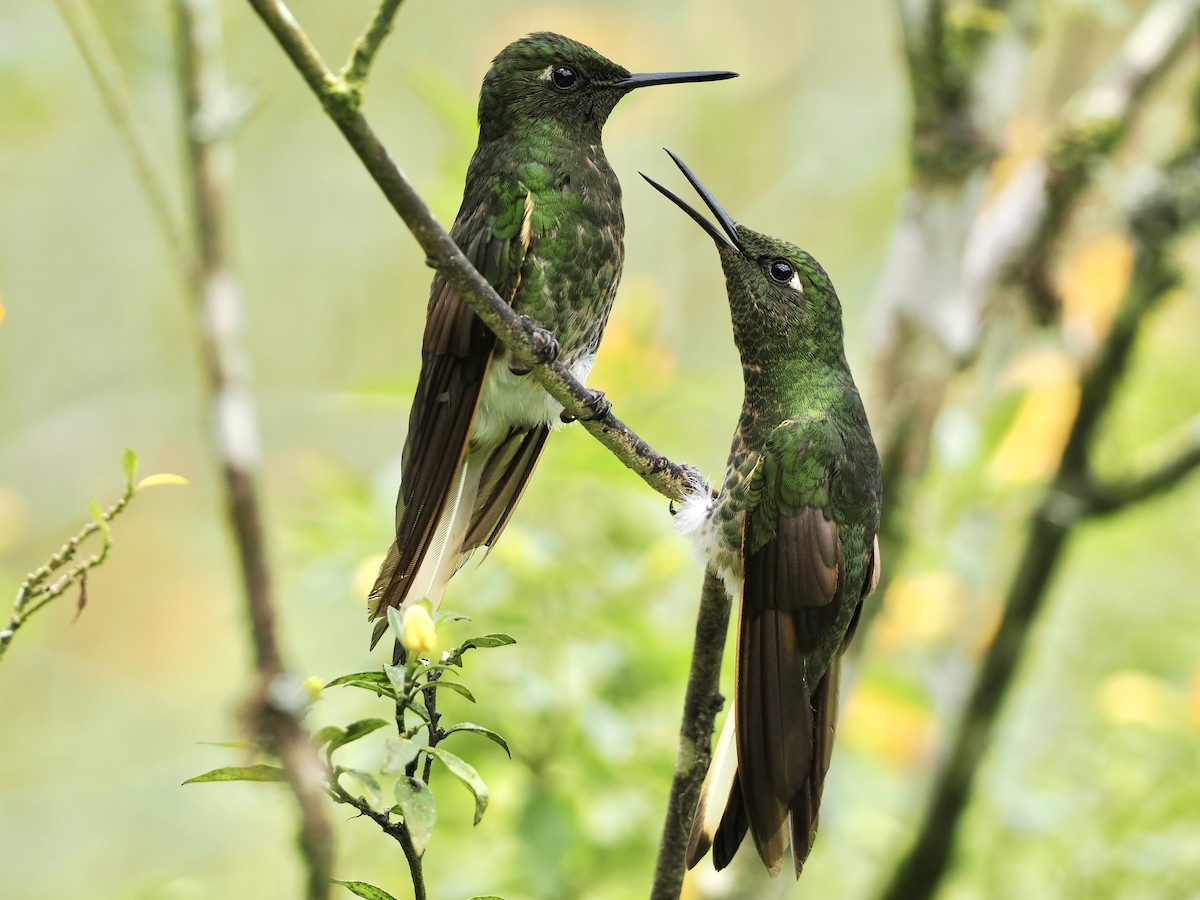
[433,609,470,625]
[394,776,437,854]
[383,662,406,697]
[121,448,139,485]
[427,680,475,703]
[426,746,488,825]
[332,880,399,900]
[382,735,425,775]
[183,764,287,785]
[386,606,404,642]
[445,722,511,758]
[467,896,506,900]
[336,768,383,808]
[327,718,389,754]
[196,740,259,751]
[325,671,396,699]
[314,726,346,750]
[461,633,516,651]
[86,498,110,541]
[136,473,188,489]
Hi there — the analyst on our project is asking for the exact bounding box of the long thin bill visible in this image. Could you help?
[614,70,738,89]
[641,172,736,251]
[651,149,742,250]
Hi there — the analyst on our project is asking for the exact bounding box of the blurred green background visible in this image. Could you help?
[2,1,1199,898]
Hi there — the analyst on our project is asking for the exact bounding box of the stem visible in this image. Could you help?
[649,568,734,900]
[341,0,406,91]
[331,783,427,900]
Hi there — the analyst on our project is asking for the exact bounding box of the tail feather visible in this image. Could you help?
[686,709,738,869]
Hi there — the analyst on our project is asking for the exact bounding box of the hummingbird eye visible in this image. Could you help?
[550,66,578,91]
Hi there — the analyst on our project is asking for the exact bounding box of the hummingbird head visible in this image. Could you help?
[642,150,846,367]
[478,33,736,143]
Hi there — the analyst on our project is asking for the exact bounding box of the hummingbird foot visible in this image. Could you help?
[560,388,611,423]
[509,319,560,375]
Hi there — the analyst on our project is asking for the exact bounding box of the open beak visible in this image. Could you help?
[613,70,738,90]
[641,148,741,252]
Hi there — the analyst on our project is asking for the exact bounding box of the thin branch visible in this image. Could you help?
[174,1,332,896]
[650,568,734,900]
[52,0,190,283]
[1085,423,1200,514]
[244,0,704,503]
[877,124,1200,900]
[0,484,132,661]
[340,0,405,93]
[330,782,427,900]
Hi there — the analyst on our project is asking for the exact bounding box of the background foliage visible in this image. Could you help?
[2,1,1199,898]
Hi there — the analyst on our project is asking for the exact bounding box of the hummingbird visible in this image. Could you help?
[643,152,882,878]
[368,35,735,646]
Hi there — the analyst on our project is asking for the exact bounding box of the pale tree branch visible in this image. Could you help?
[52,0,190,282]
[878,118,1200,900]
[868,0,1195,611]
[650,567,734,899]
[1085,417,1200,514]
[174,0,332,896]
[244,0,705,504]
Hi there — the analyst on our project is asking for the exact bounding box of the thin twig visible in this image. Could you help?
[0,486,132,661]
[878,126,1200,900]
[330,782,427,900]
[52,0,190,283]
[174,1,332,896]
[340,0,405,92]
[243,0,704,503]
[649,568,733,900]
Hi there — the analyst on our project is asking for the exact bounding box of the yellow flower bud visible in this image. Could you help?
[401,604,438,656]
[301,676,324,703]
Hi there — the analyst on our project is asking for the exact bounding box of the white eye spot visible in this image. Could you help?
[787,272,803,293]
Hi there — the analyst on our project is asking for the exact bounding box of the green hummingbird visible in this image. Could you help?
[368,35,735,645]
[643,152,882,878]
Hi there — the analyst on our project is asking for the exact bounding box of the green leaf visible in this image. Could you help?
[382,735,425,775]
[135,473,188,490]
[325,671,396,699]
[427,680,475,703]
[467,896,506,900]
[314,726,346,750]
[426,746,488,825]
[445,722,511,758]
[196,740,259,751]
[86,498,110,541]
[433,609,470,625]
[183,764,287,785]
[393,776,437,855]
[121,448,138,486]
[383,662,407,697]
[327,718,389,754]
[336,768,383,808]
[332,880,399,900]
[386,606,404,643]
[461,633,516,651]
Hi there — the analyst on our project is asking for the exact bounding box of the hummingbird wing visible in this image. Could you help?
[733,419,876,877]
[367,184,537,634]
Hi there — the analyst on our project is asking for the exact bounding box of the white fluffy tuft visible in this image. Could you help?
[673,485,714,538]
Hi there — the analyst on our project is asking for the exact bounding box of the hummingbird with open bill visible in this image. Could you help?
[368,35,735,646]
[643,152,882,878]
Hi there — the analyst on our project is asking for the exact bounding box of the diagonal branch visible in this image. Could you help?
[53,0,190,282]
[340,0,406,93]
[1085,420,1200,514]
[244,0,704,504]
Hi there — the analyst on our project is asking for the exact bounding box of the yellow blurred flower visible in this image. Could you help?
[1096,669,1173,730]
[352,553,386,599]
[1058,232,1133,351]
[874,570,964,649]
[843,680,934,768]
[988,348,1080,486]
[401,604,438,656]
[1188,667,1200,729]
[301,676,324,703]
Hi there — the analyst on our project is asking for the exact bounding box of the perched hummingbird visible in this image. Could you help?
[368,35,735,645]
[643,152,882,878]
